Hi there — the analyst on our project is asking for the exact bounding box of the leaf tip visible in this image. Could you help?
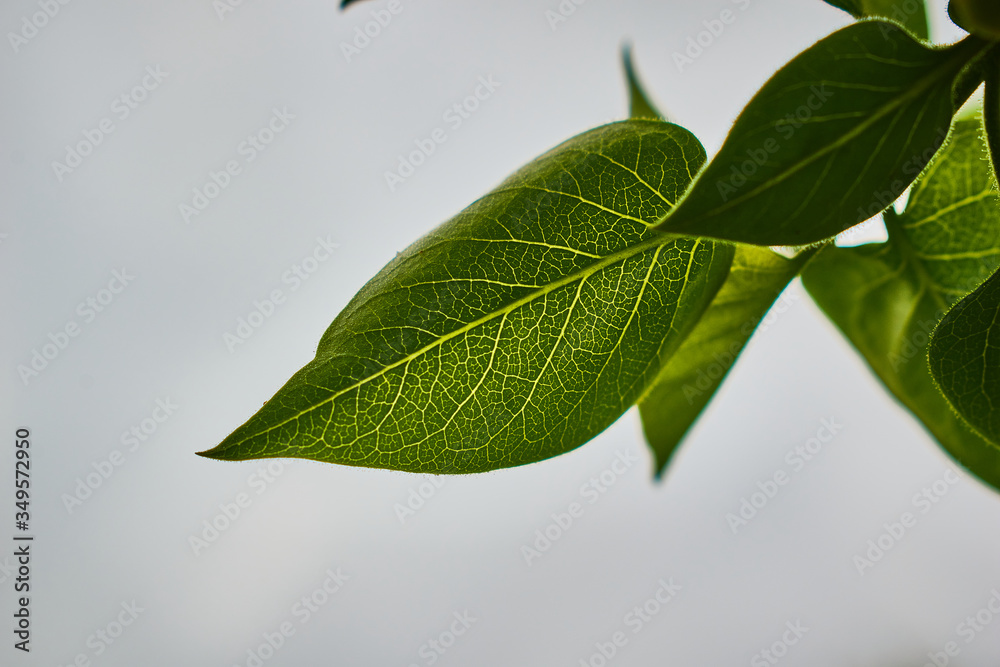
[196,441,240,461]
[621,42,665,122]
[195,446,222,460]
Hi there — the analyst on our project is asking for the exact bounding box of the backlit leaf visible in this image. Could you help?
[656,23,989,246]
[639,245,816,478]
[822,0,929,40]
[803,116,1000,491]
[623,44,665,121]
[203,121,734,473]
[929,267,1000,448]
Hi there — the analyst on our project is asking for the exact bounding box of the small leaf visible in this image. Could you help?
[822,0,929,40]
[623,44,665,121]
[803,116,1000,491]
[822,0,865,16]
[639,245,815,478]
[655,23,990,246]
[203,121,734,473]
[929,268,1000,447]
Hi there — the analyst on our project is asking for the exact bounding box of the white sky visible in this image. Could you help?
[3,0,1000,665]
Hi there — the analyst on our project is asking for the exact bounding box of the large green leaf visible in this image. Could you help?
[929,268,1000,447]
[202,121,734,473]
[822,0,929,40]
[802,116,1000,491]
[639,245,815,478]
[654,23,989,246]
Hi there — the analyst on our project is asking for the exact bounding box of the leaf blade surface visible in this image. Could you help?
[656,23,987,246]
[203,121,734,473]
[803,116,1000,491]
[639,245,814,478]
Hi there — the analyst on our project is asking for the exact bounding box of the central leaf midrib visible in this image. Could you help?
[230,234,675,448]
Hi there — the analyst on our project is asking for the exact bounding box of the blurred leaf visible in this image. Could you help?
[949,0,1000,40]
[822,0,929,40]
[639,245,815,478]
[203,121,734,473]
[655,23,989,246]
[803,117,1000,492]
[623,44,665,121]
[823,0,865,15]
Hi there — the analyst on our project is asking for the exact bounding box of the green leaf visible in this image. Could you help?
[639,245,816,479]
[983,50,1000,180]
[202,121,735,473]
[822,0,866,16]
[802,116,1000,491]
[929,268,1000,447]
[654,23,989,246]
[822,0,929,40]
[623,44,665,121]
[950,0,1000,40]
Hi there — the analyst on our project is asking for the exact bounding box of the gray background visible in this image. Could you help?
[4,0,1000,665]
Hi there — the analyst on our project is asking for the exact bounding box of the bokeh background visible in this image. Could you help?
[4,0,1000,665]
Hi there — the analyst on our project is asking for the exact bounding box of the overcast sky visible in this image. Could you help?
[3,0,1000,665]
